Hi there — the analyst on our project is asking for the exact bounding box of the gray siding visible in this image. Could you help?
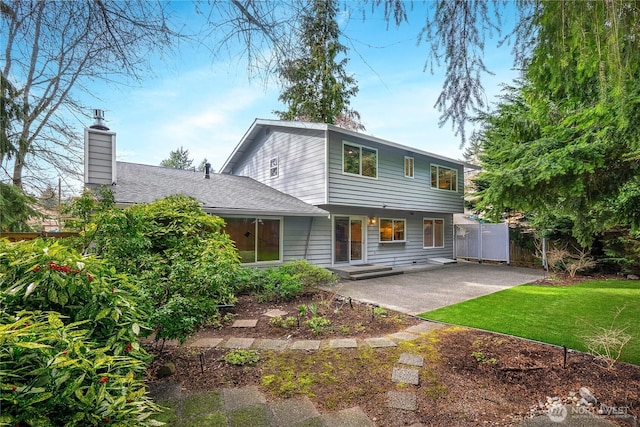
[326,131,464,213]
[365,214,454,267]
[85,129,115,185]
[327,206,454,268]
[234,127,327,205]
[283,216,332,267]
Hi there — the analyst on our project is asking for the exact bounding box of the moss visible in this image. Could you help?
[228,405,271,427]
[179,412,227,427]
[292,417,326,427]
[183,391,223,417]
[151,401,179,424]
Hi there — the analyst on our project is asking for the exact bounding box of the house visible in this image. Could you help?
[84,115,464,269]
[220,119,464,268]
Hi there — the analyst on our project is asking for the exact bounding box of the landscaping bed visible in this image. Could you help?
[146,286,640,426]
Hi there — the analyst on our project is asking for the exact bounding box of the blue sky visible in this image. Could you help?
[86,2,518,173]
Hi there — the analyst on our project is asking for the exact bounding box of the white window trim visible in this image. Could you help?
[342,141,378,179]
[404,156,414,178]
[423,218,445,248]
[269,156,279,179]
[379,218,407,243]
[430,164,458,192]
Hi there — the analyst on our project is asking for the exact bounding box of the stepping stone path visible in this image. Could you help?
[232,319,259,328]
[263,309,288,318]
[151,384,374,426]
[165,319,445,424]
[388,352,425,412]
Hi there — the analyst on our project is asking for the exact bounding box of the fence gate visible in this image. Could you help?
[455,223,510,264]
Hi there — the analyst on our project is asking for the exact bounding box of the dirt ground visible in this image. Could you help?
[146,282,640,426]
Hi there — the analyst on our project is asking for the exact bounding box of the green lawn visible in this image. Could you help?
[418,279,640,365]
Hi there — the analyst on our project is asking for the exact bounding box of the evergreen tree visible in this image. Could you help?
[160,146,194,170]
[275,0,364,131]
[0,182,39,232]
[473,1,640,245]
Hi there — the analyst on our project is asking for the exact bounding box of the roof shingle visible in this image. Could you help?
[109,162,328,217]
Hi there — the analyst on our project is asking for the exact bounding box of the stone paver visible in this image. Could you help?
[188,337,223,348]
[387,391,418,411]
[398,353,424,367]
[392,367,420,385]
[270,396,321,427]
[291,340,321,350]
[254,339,289,351]
[148,381,182,401]
[405,321,445,335]
[329,338,358,348]
[263,308,288,317]
[224,337,255,349]
[222,385,266,411]
[232,319,259,328]
[365,337,397,348]
[388,332,420,342]
[323,406,374,427]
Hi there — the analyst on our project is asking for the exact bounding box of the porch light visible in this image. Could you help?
[368,217,377,226]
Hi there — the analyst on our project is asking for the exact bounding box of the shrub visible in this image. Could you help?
[222,349,260,366]
[269,316,297,328]
[0,239,159,426]
[0,239,149,356]
[65,193,241,344]
[583,306,632,370]
[278,260,339,292]
[237,261,338,303]
[304,316,331,335]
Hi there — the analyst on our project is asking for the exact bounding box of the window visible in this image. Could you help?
[430,165,458,191]
[269,157,279,178]
[343,142,377,178]
[223,217,281,263]
[423,218,444,248]
[379,218,406,242]
[404,156,414,178]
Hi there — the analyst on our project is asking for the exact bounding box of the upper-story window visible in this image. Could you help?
[404,156,414,178]
[343,142,377,178]
[269,157,279,178]
[379,218,406,242]
[430,164,457,191]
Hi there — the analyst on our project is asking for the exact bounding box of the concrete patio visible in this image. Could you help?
[323,261,546,315]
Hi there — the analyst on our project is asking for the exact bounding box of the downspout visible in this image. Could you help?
[304,217,314,259]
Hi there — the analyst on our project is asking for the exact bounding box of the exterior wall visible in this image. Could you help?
[326,130,464,213]
[326,205,454,267]
[366,214,454,267]
[282,216,332,267]
[84,128,116,185]
[233,127,327,205]
[227,123,464,268]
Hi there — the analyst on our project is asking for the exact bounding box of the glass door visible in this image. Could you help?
[334,216,364,264]
[350,218,363,262]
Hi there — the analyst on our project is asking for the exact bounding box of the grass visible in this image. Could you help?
[418,279,640,365]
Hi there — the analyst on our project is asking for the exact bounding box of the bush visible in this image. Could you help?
[222,349,260,366]
[0,239,159,426]
[234,261,338,302]
[66,193,241,344]
[278,260,339,291]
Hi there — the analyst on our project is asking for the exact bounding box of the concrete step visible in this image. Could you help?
[331,264,405,280]
[348,269,404,280]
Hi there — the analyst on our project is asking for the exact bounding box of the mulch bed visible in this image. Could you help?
[146,284,640,426]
